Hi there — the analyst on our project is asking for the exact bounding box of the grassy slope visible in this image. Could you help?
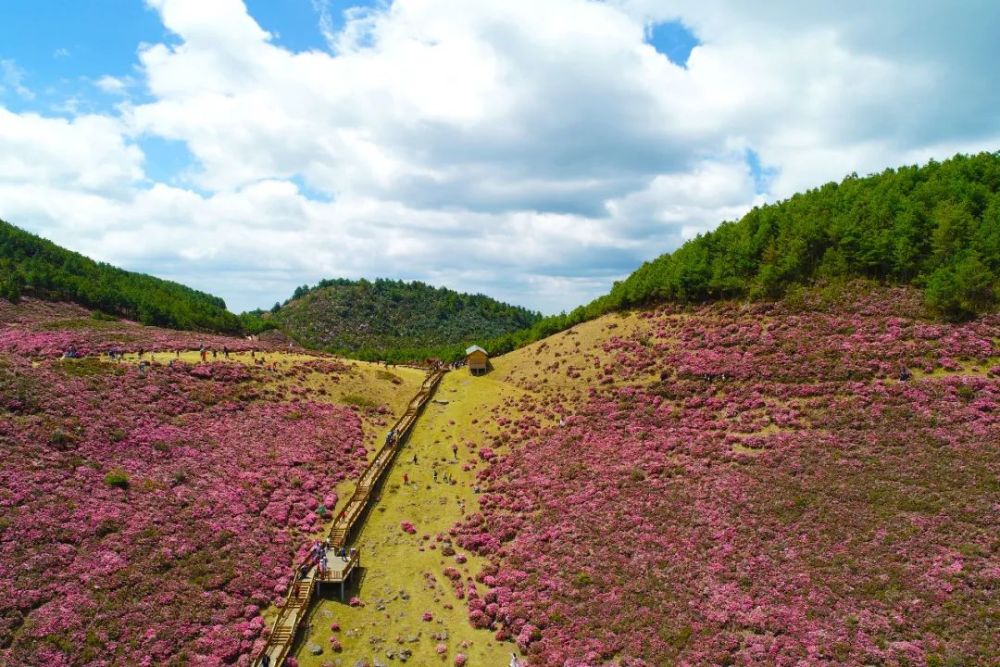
[294,369,531,666]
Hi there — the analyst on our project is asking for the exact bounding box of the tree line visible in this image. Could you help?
[0,220,242,334]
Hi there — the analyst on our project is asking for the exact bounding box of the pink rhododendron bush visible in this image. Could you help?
[456,289,999,666]
[0,340,366,664]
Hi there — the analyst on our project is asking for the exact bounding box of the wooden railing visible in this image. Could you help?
[252,367,446,666]
[257,572,315,667]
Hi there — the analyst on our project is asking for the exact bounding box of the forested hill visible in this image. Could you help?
[607,151,1000,320]
[266,278,542,359]
[484,151,1000,357]
[0,220,241,333]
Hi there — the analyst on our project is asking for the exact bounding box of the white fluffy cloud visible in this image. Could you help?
[1,0,998,313]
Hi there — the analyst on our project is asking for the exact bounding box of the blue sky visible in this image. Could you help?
[1,1,997,314]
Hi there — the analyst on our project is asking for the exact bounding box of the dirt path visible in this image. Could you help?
[294,369,528,666]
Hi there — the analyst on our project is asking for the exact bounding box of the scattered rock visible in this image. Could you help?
[308,643,324,656]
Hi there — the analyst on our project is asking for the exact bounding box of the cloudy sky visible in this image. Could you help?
[1,1,998,313]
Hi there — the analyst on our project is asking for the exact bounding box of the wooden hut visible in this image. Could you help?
[465,345,489,375]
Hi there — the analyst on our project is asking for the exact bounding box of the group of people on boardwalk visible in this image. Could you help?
[306,541,330,577]
[300,540,356,580]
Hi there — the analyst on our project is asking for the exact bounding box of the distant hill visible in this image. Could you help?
[486,151,1000,356]
[0,219,241,333]
[265,278,542,359]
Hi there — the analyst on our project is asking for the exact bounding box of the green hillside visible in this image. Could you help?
[265,278,542,360]
[486,151,1000,356]
[0,219,241,333]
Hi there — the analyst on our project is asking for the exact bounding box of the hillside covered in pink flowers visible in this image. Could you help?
[454,286,999,666]
[0,300,384,665]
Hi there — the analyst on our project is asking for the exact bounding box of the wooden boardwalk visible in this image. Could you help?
[253,367,446,666]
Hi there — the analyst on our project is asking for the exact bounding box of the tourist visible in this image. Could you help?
[433,470,438,482]
[403,473,409,485]
[451,443,458,460]
[386,429,396,446]
[261,654,270,667]
[223,345,229,358]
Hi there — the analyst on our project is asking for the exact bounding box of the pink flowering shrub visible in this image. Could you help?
[456,288,999,666]
[0,308,367,665]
